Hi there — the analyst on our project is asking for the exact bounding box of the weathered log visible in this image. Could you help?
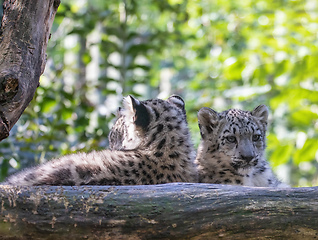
[0,183,317,239]
[0,0,60,141]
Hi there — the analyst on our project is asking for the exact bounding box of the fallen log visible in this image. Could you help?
[0,183,317,239]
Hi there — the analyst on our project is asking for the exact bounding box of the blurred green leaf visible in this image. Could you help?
[290,109,318,128]
[270,144,293,167]
[41,98,56,113]
[294,139,317,165]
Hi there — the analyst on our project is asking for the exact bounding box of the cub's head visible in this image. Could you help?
[197,105,269,170]
[109,95,189,151]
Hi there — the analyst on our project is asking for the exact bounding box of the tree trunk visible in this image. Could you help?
[0,0,60,141]
[0,183,317,239]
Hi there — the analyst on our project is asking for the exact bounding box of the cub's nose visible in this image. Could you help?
[241,155,254,163]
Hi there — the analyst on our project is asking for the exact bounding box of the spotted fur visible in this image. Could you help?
[195,105,288,187]
[3,95,197,186]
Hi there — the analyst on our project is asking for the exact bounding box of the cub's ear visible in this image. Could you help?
[167,95,186,114]
[251,104,269,126]
[124,95,150,130]
[115,107,122,118]
[197,107,219,139]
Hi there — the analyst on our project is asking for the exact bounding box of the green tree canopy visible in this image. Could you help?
[1,0,317,187]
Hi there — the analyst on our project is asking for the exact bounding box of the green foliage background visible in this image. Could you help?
[1,0,318,187]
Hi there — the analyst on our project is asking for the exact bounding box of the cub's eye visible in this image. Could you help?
[226,136,236,143]
[252,134,261,141]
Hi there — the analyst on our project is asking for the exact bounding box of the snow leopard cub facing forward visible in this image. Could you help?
[195,105,288,187]
[4,95,197,186]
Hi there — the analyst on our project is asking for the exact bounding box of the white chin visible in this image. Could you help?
[237,167,252,175]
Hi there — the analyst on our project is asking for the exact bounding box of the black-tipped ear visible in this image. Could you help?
[167,95,186,113]
[251,104,269,126]
[116,107,122,118]
[128,95,150,130]
[197,107,219,139]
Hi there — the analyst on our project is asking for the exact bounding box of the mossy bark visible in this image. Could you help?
[0,183,317,239]
[0,0,60,141]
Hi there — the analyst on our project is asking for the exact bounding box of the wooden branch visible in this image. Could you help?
[0,183,317,239]
[0,0,60,141]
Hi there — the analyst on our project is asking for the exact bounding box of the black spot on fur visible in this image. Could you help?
[235,179,242,184]
[62,180,76,185]
[109,166,116,175]
[207,147,216,154]
[135,153,142,158]
[124,179,136,185]
[167,175,173,182]
[76,166,92,180]
[169,152,179,159]
[24,173,36,182]
[224,179,232,183]
[87,180,97,185]
[177,138,184,146]
[157,124,164,133]
[131,169,140,177]
[115,166,122,173]
[169,165,176,171]
[157,138,166,150]
[161,165,169,171]
[153,108,160,121]
[168,124,174,131]
[258,166,266,173]
[124,170,130,177]
[147,134,157,147]
[98,178,121,185]
[119,160,126,166]
[156,173,164,180]
[154,152,163,158]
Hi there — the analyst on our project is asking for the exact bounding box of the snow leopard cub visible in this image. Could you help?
[3,95,197,186]
[195,105,288,187]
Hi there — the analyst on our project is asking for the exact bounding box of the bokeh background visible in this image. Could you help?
[0,0,318,187]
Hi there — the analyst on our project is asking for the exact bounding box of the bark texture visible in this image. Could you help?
[0,183,317,239]
[0,0,60,141]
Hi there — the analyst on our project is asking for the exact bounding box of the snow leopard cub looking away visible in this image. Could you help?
[195,105,288,187]
[3,95,197,186]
